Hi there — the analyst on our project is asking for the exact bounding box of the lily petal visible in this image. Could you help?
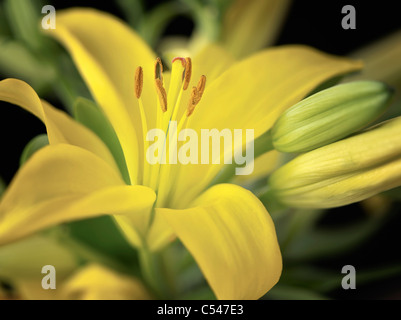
[192,44,236,83]
[172,45,363,207]
[159,184,282,300]
[47,8,157,184]
[62,264,152,300]
[0,144,156,245]
[231,150,282,186]
[0,234,78,280]
[221,0,292,58]
[0,78,118,173]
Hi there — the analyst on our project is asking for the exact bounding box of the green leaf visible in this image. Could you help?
[139,2,189,48]
[280,266,343,293]
[265,284,330,300]
[116,0,144,29]
[3,0,44,51]
[19,134,49,167]
[73,97,130,184]
[283,214,385,262]
[0,3,12,37]
[0,37,55,92]
[280,264,401,295]
[65,216,139,269]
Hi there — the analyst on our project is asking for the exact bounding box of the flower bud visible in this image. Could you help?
[271,81,393,153]
[269,117,401,208]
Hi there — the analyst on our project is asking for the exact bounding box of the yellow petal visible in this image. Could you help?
[0,144,156,245]
[62,264,152,300]
[221,0,292,58]
[0,78,118,173]
[0,234,78,280]
[159,184,282,300]
[47,8,157,184]
[231,150,282,185]
[192,44,236,83]
[172,45,363,207]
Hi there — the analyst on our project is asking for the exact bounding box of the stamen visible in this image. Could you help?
[134,66,149,185]
[154,57,164,82]
[134,67,143,99]
[155,78,168,112]
[186,75,206,117]
[183,57,192,91]
[187,86,199,117]
[196,75,206,99]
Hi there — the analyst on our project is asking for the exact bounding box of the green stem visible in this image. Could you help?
[139,2,189,48]
[179,0,221,41]
[259,188,288,216]
[138,244,173,299]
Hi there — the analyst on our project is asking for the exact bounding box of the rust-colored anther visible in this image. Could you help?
[155,78,168,112]
[187,86,199,117]
[196,75,206,99]
[183,57,192,91]
[154,57,164,82]
[134,66,143,99]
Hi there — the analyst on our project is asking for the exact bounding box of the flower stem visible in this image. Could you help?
[139,244,171,299]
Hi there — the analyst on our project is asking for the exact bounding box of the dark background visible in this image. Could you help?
[1,0,401,300]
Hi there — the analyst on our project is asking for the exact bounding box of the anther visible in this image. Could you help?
[196,75,206,99]
[187,86,199,117]
[134,67,143,99]
[154,57,164,82]
[155,78,168,112]
[183,57,192,91]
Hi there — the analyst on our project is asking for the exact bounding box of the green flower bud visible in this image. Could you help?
[271,81,393,153]
[269,117,401,209]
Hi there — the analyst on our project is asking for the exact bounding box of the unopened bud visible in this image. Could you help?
[271,81,393,153]
[269,117,401,209]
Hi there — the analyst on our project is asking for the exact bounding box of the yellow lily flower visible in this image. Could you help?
[0,8,361,299]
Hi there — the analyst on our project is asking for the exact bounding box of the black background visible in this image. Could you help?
[1,0,401,300]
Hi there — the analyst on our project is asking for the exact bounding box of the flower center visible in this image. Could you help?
[134,57,206,206]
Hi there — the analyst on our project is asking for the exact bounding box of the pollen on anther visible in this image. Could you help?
[134,67,143,99]
[187,86,199,117]
[183,57,192,91]
[196,75,206,99]
[154,57,164,82]
[155,78,168,112]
